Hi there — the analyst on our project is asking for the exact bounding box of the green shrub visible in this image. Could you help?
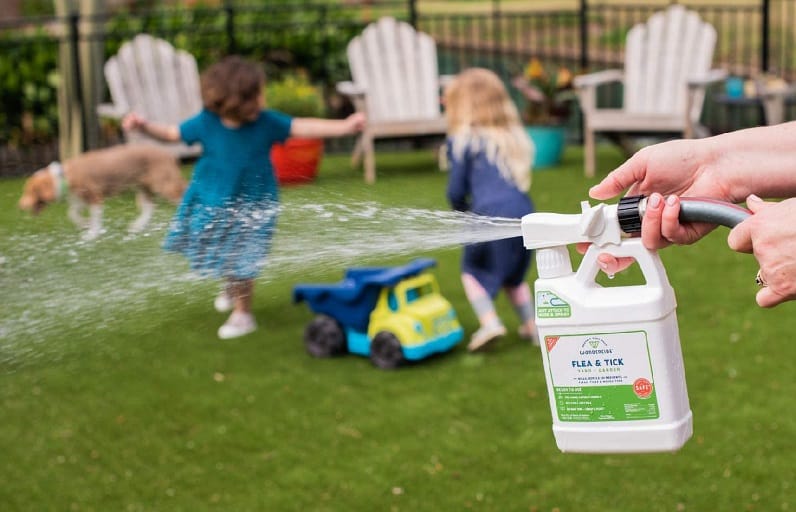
[0,30,59,145]
[265,73,327,118]
[0,3,361,148]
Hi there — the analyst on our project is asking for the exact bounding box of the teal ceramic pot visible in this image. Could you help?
[724,76,744,98]
[525,125,567,169]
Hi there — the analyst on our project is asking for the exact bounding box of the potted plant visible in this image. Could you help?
[512,58,574,169]
[266,73,327,184]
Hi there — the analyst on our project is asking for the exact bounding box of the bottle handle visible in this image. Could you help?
[576,238,669,289]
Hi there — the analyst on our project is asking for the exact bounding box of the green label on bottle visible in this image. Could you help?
[544,331,659,422]
[536,291,571,318]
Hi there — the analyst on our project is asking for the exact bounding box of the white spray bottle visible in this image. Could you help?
[521,196,750,453]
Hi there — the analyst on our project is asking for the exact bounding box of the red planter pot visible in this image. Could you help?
[271,138,324,185]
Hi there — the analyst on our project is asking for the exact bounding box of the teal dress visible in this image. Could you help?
[164,109,293,279]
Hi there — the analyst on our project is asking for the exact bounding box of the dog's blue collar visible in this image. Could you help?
[47,162,68,200]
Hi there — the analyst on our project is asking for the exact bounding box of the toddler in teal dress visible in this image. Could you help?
[124,56,364,339]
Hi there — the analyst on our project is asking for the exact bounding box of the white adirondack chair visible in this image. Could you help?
[97,34,203,158]
[337,17,452,183]
[758,78,795,125]
[574,4,727,177]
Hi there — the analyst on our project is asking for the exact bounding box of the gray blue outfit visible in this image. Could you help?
[445,138,535,297]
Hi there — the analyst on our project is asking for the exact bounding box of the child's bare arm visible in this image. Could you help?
[290,112,365,138]
[122,112,181,143]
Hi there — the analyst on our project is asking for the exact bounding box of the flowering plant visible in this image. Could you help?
[265,72,326,118]
[512,58,574,126]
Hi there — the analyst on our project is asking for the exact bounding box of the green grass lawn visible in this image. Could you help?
[1,144,794,511]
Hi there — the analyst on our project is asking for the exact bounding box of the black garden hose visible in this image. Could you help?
[617,195,752,235]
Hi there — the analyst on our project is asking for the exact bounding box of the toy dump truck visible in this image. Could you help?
[293,258,464,369]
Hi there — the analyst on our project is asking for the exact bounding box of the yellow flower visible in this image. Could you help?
[525,58,545,80]
[513,59,575,126]
[556,68,573,89]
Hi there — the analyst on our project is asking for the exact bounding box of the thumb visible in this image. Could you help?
[588,157,645,200]
[744,194,773,214]
[727,195,765,253]
[757,286,787,308]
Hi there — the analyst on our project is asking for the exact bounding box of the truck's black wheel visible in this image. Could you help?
[370,331,405,369]
[304,315,346,357]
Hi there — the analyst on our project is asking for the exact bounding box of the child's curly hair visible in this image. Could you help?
[200,56,264,123]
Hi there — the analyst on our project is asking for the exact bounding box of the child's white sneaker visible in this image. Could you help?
[218,312,257,339]
[214,291,233,313]
[467,324,507,352]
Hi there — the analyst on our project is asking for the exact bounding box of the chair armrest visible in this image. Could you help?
[759,83,796,99]
[336,81,366,98]
[758,82,796,125]
[96,102,126,119]
[687,68,728,88]
[574,70,623,114]
[573,69,624,89]
[336,81,368,116]
[439,74,456,89]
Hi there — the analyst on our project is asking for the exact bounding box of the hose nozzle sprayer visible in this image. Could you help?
[527,195,752,454]
[520,195,751,250]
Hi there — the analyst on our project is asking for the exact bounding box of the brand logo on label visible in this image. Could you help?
[579,337,613,355]
[545,336,559,352]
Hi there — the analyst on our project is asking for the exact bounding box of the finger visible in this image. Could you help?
[575,242,590,255]
[640,193,668,250]
[597,254,635,275]
[727,218,753,253]
[659,194,683,244]
[745,194,771,213]
[729,194,772,253]
[588,157,646,200]
[756,286,787,308]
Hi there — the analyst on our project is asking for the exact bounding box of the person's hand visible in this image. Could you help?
[728,195,796,307]
[122,112,147,132]
[345,112,366,134]
[590,138,728,202]
[590,138,738,249]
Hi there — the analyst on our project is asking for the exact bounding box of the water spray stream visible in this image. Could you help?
[0,200,523,367]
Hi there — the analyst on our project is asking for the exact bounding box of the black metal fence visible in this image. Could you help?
[1,0,795,176]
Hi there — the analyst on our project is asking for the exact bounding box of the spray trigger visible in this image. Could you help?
[579,201,605,238]
[521,200,623,250]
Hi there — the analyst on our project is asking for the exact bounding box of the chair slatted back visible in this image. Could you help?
[346,17,441,123]
[104,34,202,125]
[623,4,717,120]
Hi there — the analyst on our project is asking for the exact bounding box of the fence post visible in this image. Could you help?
[78,0,104,151]
[492,0,501,72]
[225,0,236,54]
[408,0,417,28]
[69,12,87,152]
[579,0,589,71]
[54,0,85,160]
[320,4,329,86]
[761,0,770,73]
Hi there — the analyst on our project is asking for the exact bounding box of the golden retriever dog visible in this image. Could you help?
[18,144,186,240]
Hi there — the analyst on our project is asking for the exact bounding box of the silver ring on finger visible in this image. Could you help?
[755,269,767,287]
